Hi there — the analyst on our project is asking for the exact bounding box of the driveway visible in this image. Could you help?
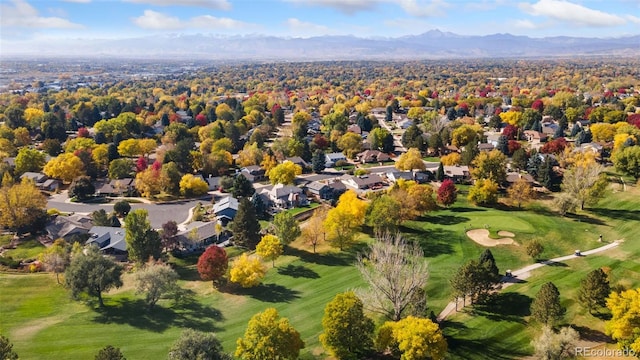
[47,191,213,228]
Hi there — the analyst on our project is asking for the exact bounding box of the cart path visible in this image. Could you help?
[436,240,622,322]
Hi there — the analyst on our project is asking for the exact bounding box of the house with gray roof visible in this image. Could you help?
[259,184,307,209]
[341,174,386,190]
[325,152,347,167]
[46,214,93,241]
[86,226,127,260]
[213,196,239,224]
[177,221,218,252]
[240,165,265,182]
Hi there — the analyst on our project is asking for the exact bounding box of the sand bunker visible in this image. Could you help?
[466,229,515,247]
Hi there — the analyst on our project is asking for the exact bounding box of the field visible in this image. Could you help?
[1,185,639,359]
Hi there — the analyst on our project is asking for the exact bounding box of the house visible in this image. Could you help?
[325,152,347,167]
[205,176,221,191]
[478,143,495,152]
[579,142,604,156]
[506,172,536,185]
[97,178,135,196]
[347,124,362,134]
[305,180,346,200]
[397,119,414,129]
[524,130,547,143]
[39,178,61,192]
[386,171,414,183]
[440,165,471,183]
[86,226,127,260]
[486,134,502,146]
[259,184,308,209]
[239,165,265,183]
[46,214,93,241]
[213,196,239,225]
[20,172,47,184]
[284,157,309,169]
[356,150,390,164]
[413,171,432,184]
[177,221,218,251]
[341,174,386,190]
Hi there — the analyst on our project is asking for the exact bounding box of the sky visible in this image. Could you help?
[1,0,639,51]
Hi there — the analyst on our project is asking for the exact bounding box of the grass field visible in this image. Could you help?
[1,182,638,359]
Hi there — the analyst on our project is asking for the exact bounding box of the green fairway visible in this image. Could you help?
[1,184,638,359]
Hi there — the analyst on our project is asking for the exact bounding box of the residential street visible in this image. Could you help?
[47,191,212,228]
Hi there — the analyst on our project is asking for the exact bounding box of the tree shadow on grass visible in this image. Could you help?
[442,320,530,360]
[564,213,608,226]
[470,292,532,324]
[285,246,352,267]
[589,208,640,222]
[448,207,488,213]
[236,283,301,303]
[93,290,223,332]
[401,226,455,257]
[416,214,470,225]
[277,264,320,279]
[571,325,615,343]
[537,260,569,267]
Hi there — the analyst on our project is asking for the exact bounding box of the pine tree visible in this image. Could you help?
[570,123,581,137]
[251,193,267,220]
[578,268,611,313]
[531,282,565,325]
[231,198,261,249]
[479,249,499,279]
[461,139,479,166]
[496,135,509,155]
[232,174,255,198]
[312,149,326,174]
[435,162,445,182]
[538,156,560,192]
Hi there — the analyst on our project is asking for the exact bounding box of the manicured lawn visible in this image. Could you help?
[1,182,637,359]
[3,238,45,261]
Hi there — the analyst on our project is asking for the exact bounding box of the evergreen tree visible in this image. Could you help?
[435,162,445,182]
[538,156,560,192]
[526,151,542,178]
[461,138,479,166]
[231,198,261,249]
[301,140,313,163]
[553,124,565,139]
[558,114,568,131]
[232,174,255,198]
[251,193,267,220]
[578,268,611,313]
[382,132,395,153]
[532,119,542,133]
[570,123,581,137]
[496,135,509,155]
[312,149,326,174]
[531,282,565,325]
[478,249,499,279]
[385,106,393,122]
[512,148,528,171]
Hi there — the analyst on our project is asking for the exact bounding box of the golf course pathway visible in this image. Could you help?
[437,240,622,322]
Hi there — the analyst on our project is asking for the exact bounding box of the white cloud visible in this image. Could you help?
[519,0,626,27]
[285,18,333,36]
[0,0,84,29]
[132,9,257,31]
[511,19,540,29]
[626,15,640,24]
[285,0,449,17]
[125,0,231,10]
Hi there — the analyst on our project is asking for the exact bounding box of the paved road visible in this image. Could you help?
[436,240,622,322]
[47,191,213,228]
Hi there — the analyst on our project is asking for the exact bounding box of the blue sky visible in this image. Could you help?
[1,0,639,47]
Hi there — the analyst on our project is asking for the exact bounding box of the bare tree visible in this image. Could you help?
[356,232,429,321]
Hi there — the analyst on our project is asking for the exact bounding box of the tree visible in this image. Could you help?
[64,245,123,307]
[197,245,229,284]
[526,239,544,260]
[612,146,640,180]
[320,291,374,360]
[272,211,301,247]
[451,257,500,307]
[0,334,18,360]
[435,162,445,181]
[561,162,607,210]
[440,153,461,166]
[301,207,328,253]
[92,209,119,227]
[376,316,447,360]
[124,209,161,264]
[451,124,480,147]
[14,147,46,175]
[530,282,565,325]
[159,220,178,252]
[578,268,611,314]
[467,178,499,206]
[134,260,179,309]
[437,179,457,207]
[324,190,368,250]
[179,174,209,197]
[232,174,254,198]
[496,135,509,155]
[366,195,402,233]
[460,138,479,165]
[69,175,95,201]
[229,253,266,288]
[605,288,640,353]
[235,308,304,360]
[0,178,47,233]
[108,158,133,179]
[168,329,229,360]
[39,239,70,284]
[337,132,363,159]
[369,127,392,152]
[356,232,429,321]
[113,200,131,217]
[43,153,85,183]
[268,161,302,185]
[395,148,425,171]
[511,148,528,171]
[507,177,534,209]
[532,326,579,360]
[256,234,283,267]
[95,345,126,360]
[311,149,326,174]
[230,198,261,249]
[471,150,507,184]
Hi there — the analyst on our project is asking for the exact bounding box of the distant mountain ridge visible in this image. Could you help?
[5,30,640,60]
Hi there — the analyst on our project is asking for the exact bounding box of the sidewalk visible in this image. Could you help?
[437,240,622,322]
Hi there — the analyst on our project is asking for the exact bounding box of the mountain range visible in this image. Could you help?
[5,30,640,60]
